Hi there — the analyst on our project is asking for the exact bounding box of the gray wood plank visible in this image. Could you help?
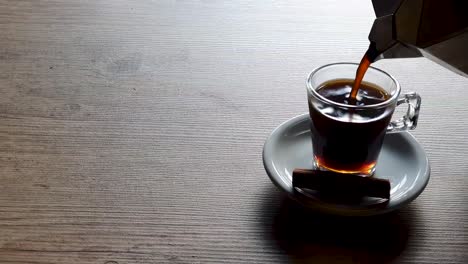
[1,0,467,263]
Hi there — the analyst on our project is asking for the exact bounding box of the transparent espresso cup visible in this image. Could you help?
[307,63,421,176]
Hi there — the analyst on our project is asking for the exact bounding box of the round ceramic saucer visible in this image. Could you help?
[263,113,430,216]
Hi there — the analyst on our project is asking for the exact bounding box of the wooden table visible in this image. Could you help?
[1,1,467,263]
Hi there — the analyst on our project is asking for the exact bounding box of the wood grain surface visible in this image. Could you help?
[0,0,467,263]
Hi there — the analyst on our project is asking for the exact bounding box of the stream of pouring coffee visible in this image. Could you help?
[350,54,372,100]
[350,44,379,102]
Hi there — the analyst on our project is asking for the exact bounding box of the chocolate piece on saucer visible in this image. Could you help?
[293,169,390,199]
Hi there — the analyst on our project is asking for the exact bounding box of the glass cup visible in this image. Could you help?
[307,63,421,176]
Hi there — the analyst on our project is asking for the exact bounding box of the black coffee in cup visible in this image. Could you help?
[308,79,392,174]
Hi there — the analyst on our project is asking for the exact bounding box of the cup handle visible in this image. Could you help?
[387,92,421,133]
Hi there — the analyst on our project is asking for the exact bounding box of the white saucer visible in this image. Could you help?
[263,113,430,216]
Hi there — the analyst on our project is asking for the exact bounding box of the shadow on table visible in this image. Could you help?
[260,186,416,264]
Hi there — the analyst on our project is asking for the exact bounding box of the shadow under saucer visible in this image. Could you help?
[258,185,417,264]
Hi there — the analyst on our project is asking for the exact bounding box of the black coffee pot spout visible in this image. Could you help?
[368,0,468,77]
